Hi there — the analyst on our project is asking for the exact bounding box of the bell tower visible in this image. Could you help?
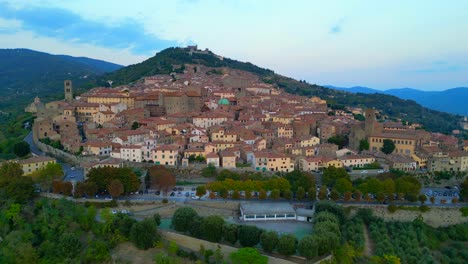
[64,80,73,103]
[365,109,376,136]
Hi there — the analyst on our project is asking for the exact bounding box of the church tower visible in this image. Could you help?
[365,108,376,136]
[64,80,73,103]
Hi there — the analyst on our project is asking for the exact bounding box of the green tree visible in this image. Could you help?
[238,225,262,247]
[4,176,35,204]
[359,139,370,152]
[277,234,297,256]
[229,247,267,264]
[223,223,239,245]
[58,233,83,259]
[153,213,161,226]
[258,189,267,200]
[418,194,427,205]
[322,166,349,187]
[354,190,362,201]
[308,186,316,201]
[298,235,318,260]
[284,170,315,193]
[130,218,160,250]
[32,163,63,192]
[296,186,305,200]
[172,207,198,232]
[108,179,124,197]
[283,189,292,200]
[202,215,224,242]
[460,177,468,201]
[381,139,395,154]
[0,161,24,180]
[335,178,353,194]
[270,189,280,200]
[330,189,340,201]
[327,135,348,149]
[202,163,217,178]
[196,185,207,198]
[232,190,240,199]
[318,186,327,200]
[13,141,30,157]
[189,216,204,238]
[260,231,278,253]
[219,187,228,199]
[131,121,140,130]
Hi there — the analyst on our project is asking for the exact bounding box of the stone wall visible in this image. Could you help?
[344,204,468,227]
[34,138,95,166]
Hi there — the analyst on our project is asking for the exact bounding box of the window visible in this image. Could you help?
[286,214,295,218]
[245,215,255,219]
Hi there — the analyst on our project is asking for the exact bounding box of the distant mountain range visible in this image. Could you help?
[0,48,123,117]
[326,85,468,116]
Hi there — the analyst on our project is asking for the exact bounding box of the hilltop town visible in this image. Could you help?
[24,46,467,175]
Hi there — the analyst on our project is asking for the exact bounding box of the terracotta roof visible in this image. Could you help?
[17,156,55,164]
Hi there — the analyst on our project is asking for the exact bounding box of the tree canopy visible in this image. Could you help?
[381,139,396,154]
[86,167,139,194]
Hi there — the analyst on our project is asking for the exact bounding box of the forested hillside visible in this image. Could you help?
[0,48,122,117]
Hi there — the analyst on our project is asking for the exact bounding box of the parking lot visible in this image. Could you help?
[421,187,460,204]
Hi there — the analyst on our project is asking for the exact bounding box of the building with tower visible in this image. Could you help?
[64,80,73,102]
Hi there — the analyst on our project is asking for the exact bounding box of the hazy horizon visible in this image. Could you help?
[1,0,467,91]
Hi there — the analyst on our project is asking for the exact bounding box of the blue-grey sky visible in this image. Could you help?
[1,0,467,91]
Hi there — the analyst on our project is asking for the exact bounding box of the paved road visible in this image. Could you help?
[24,132,85,183]
[24,132,44,156]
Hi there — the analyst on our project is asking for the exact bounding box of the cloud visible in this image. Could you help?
[329,18,344,34]
[0,2,180,55]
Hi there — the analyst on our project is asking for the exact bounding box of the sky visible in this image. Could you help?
[1,0,467,91]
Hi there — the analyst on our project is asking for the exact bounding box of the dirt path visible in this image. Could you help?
[363,224,374,257]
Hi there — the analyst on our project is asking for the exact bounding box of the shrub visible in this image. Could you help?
[238,225,262,247]
[201,215,224,242]
[223,224,239,245]
[460,207,468,217]
[130,218,160,250]
[298,235,318,260]
[277,234,297,256]
[260,231,278,253]
[419,205,430,212]
[388,204,398,213]
[172,207,198,232]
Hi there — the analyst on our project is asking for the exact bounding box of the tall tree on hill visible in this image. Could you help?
[381,139,396,154]
[13,141,30,157]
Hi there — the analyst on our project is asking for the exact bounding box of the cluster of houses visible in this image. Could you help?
[25,47,467,174]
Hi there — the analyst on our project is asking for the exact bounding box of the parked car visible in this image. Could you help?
[121,209,129,214]
[361,170,368,174]
[191,196,200,200]
[105,196,113,201]
[111,209,118,214]
[377,169,384,173]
